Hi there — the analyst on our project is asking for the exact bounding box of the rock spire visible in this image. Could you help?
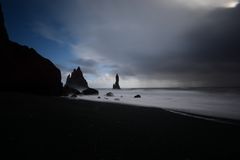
[113,74,121,89]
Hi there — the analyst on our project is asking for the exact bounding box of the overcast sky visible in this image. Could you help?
[2,0,240,88]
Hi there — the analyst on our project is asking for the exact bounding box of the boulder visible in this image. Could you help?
[106,92,114,97]
[0,4,62,96]
[134,95,141,98]
[71,94,77,98]
[82,88,99,95]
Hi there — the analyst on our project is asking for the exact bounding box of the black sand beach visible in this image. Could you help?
[1,92,240,160]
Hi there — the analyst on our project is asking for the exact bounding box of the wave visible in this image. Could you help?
[77,88,240,122]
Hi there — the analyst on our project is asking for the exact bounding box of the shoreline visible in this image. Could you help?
[167,109,240,126]
[74,96,240,126]
[76,88,240,122]
[1,92,240,159]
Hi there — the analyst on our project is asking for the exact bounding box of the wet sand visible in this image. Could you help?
[1,92,240,160]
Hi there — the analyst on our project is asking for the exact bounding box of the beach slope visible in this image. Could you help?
[1,92,240,160]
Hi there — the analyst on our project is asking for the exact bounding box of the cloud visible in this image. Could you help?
[41,0,240,87]
[33,22,64,44]
[70,55,107,74]
[71,58,98,67]
[174,0,239,9]
[33,20,75,45]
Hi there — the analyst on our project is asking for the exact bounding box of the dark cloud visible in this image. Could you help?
[107,5,240,87]
[56,64,72,72]
[70,58,99,75]
[71,58,98,67]
[80,66,98,75]
[35,0,240,87]
[175,6,240,86]
[6,0,239,87]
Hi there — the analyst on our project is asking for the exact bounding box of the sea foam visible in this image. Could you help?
[77,88,240,121]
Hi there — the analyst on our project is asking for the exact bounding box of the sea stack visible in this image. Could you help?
[113,74,121,89]
[0,3,63,96]
[65,67,88,89]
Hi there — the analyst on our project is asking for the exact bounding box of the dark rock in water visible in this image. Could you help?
[71,94,77,98]
[65,67,88,89]
[62,85,81,96]
[114,98,120,101]
[82,88,99,95]
[134,95,141,98]
[0,4,62,96]
[98,96,101,99]
[106,92,114,97]
[113,74,121,89]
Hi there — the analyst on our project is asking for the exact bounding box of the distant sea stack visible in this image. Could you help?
[0,4,62,96]
[65,67,88,89]
[113,74,121,89]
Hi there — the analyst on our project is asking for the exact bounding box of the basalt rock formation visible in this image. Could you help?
[0,4,62,95]
[113,74,121,89]
[65,67,88,89]
[62,85,81,97]
[82,88,99,95]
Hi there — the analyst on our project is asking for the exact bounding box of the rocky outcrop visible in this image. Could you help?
[106,92,114,97]
[134,95,141,98]
[64,66,100,96]
[82,88,99,95]
[113,74,121,89]
[0,4,62,96]
[65,67,88,89]
[62,85,81,96]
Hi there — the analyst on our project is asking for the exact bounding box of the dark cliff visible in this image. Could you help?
[0,4,62,95]
[0,3,8,44]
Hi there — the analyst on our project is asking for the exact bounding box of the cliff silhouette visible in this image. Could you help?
[0,3,62,95]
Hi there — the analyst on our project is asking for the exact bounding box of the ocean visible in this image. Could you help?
[77,88,240,122]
